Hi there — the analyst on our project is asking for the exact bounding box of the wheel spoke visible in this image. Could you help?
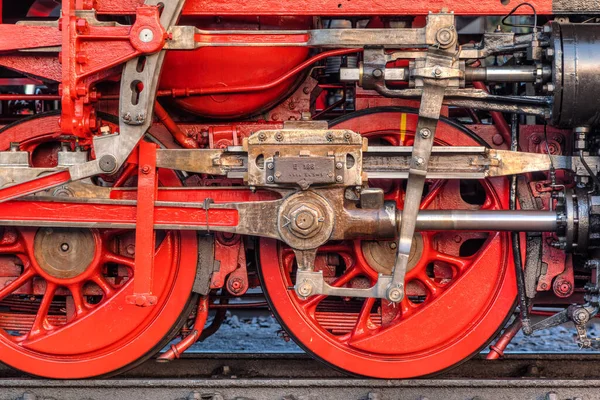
[92,274,116,297]
[69,285,88,318]
[350,297,376,340]
[0,241,24,254]
[27,281,57,340]
[429,250,470,273]
[0,268,35,302]
[418,273,440,297]
[102,250,135,269]
[421,180,445,209]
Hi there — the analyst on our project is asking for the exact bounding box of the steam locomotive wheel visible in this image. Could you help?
[259,108,517,378]
[0,113,198,378]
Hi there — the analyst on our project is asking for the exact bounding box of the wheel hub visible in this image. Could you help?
[33,228,95,279]
[361,234,423,275]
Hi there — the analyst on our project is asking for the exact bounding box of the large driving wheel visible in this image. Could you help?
[259,107,517,378]
[0,113,198,378]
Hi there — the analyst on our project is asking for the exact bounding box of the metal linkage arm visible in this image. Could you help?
[70,0,186,182]
[166,13,455,49]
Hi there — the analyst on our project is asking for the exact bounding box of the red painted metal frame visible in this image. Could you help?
[93,0,553,15]
[126,141,159,307]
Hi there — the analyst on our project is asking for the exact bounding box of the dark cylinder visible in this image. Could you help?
[551,23,600,127]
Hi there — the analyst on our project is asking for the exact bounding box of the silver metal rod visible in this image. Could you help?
[413,210,558,232]
[464,66,539,82]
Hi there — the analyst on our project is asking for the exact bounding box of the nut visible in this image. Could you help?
[419,128,431,139]
[386,284,404,302]
[288,204,322,238]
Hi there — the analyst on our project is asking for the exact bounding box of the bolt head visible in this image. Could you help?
[372,69,383,78]
[267,176,274,183]
[336,175,343,183]
[414,156,424,167]
[335,162,343,169]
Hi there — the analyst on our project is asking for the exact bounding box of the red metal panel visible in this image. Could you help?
[94,0,553,15]
[0,200,239,228]
[0,26,60,52]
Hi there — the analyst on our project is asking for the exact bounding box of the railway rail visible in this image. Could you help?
[2,353,600,400]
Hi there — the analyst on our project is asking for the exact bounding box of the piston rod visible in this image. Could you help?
[410,210,558,232]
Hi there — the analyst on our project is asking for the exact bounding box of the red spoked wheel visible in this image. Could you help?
[0,113,198,378]
[259,108,517,378]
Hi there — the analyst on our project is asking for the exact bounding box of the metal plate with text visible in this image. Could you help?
[268,156,336,186]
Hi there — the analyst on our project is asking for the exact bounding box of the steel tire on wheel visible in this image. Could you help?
[259,107,517,379]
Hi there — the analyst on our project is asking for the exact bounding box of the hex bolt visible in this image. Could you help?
[433,67,443,77]
[336,175,343,183]
[267,176,274,183]
[122,112,132,122]
[267,162,274,170]
[297,281,313,297]
[275,132,284,141]
[335,162,343,169]
[344,132,352,140]
[372,68,383,78]
[258,132,267,142]
[60,243,70,252]
[414,156,424,167]
[141,164,151,174]
[389,242,397,249]
[419,128,432,139]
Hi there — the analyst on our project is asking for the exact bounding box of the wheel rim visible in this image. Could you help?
[0,113,197,378]
[259,109,516,378]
